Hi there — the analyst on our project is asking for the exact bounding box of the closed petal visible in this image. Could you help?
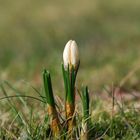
[63,40,72,69]
[71,40,80,69]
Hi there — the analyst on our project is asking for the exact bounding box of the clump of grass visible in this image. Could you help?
[1,82,140,139]
[0,40,140,140]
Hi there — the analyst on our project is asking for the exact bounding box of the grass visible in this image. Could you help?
[0,0,140,139]
[0,80,140,139]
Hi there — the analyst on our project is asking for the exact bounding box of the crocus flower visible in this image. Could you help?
[63,40,80,71]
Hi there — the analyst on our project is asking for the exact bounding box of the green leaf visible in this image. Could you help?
[43,69,55,107]
[82,86,89,119]
[66,66,72,103]
[62,64,68,100]
[71,66,76,103]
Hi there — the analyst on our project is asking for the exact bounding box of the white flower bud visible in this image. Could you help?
[63,40,80,71]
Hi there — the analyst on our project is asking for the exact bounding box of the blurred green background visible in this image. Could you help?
[0,0,140,91]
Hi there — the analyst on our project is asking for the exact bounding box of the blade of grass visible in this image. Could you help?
[0,95,45,103]
[0,84,27,126]
[4,81,27,107]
